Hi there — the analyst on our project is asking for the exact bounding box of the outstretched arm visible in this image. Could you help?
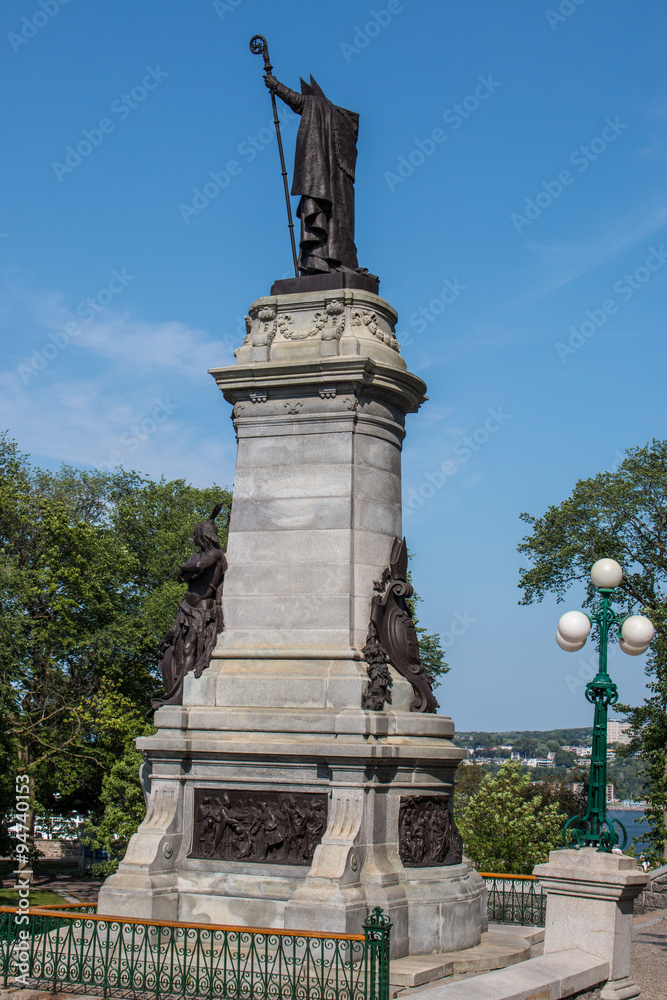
[264,75,304,115]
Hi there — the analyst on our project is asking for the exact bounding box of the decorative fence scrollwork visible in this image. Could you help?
[481,873,546,927]
[0,904,391,1000]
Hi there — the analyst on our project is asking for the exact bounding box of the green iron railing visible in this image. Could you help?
[0,904,391,1000]
[481,873,546,926]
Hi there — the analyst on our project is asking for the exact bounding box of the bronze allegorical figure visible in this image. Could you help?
[147,503,227,716]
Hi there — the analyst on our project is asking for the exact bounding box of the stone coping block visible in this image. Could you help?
[210,356,427,414]
[406,949,608,1000]
[534,849,648,998]
[634,862,667,913]
[150,704,458,738]
[534,849,649,902]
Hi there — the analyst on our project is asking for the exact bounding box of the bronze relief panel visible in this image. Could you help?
[399,795,463,867]
[189,788,328,865]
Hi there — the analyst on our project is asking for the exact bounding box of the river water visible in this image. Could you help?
[607,809,651,853]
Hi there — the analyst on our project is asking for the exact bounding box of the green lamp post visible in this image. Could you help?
[555,558,654,852]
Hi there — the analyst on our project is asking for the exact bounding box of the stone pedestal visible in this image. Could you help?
[97,283,485,958]
[534,848,649,999]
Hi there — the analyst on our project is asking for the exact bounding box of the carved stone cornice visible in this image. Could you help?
[210,356,427,416]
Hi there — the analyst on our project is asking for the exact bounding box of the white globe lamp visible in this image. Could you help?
[590,558,623,589]
[619,638,649,657]
[557,611,591,644]
[621,615,655,649]
[555,630,586,652]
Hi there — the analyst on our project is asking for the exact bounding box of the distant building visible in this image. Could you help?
[571,782,615,802]
[607,719,632,745]
[524,757,555,769]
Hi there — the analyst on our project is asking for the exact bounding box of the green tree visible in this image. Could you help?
[513,737,539,759]
[518,439,667,862]
[0,434,231,862]
[0,438,139,862]
[81,682,152,877]
[407,575,449,681]
[527,779,587,820]
[554,748,577,768]
[453,762,486,809]
[607,755,646,802]
[456,762,567,874]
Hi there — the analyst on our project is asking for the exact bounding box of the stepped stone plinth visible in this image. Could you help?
[97,282,485,958]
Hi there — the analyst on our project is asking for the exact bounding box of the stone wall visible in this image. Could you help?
[36,838,79,860]
[634,863,667,913]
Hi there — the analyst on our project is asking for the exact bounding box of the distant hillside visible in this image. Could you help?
[453,728,593,747]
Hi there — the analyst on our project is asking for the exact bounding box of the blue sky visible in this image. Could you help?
[1,0,665,730]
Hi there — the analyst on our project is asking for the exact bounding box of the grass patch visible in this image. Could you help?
[0,889,71,907]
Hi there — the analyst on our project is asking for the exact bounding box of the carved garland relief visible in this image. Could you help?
[351,310,400,352]
[245,299,399,349]
[279,299,346,342]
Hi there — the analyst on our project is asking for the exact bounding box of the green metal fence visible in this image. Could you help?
[0,905,391,1000]
[480,873,546,927]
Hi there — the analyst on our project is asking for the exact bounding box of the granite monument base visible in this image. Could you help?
[98,700,485,958]
[97,282,485,958]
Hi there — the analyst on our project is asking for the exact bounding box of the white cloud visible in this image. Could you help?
[0,278,239,486]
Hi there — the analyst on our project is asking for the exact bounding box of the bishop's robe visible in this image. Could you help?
[274,81,360,275]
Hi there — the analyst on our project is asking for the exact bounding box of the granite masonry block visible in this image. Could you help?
[354,434,403,474]
[229,497,352,534]
[227,529,353,565]
[354,496,402,535]
[235,432,354,468]
[223,594,352,630]
[353,464,402,504]
[226,560,351,597]
[212,627,352,648]
[232,463,352,501]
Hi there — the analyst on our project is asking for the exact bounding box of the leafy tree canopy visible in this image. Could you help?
[456,762,567,874]
[81,682,152,877]
[518,439,667,862]
[554,748,577,768]
[0,433,231,836]
[407,569,449,681]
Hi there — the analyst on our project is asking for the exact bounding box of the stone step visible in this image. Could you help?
[389,925,537,989]
[489,922,544,945]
